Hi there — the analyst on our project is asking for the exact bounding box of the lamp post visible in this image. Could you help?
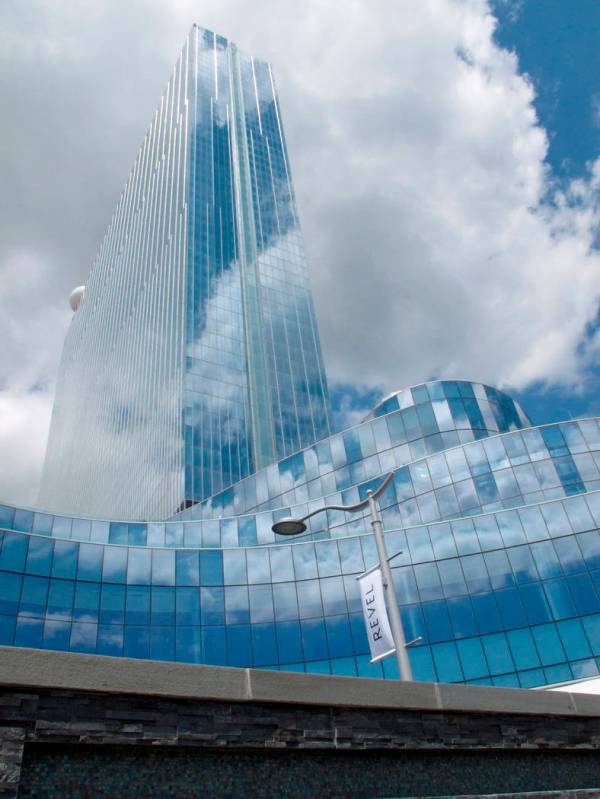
[272,473,414,681]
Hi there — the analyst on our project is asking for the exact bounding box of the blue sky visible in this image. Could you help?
[492,0,600,182]
[492,0,600,425]
[332,0,600,431]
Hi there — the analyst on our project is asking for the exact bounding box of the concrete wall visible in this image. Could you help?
[2,647,600,798]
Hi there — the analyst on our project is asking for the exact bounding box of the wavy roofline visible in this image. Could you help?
[1,413,598,531]
[1,484,598,552]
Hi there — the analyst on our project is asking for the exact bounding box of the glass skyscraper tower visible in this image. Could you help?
[12,23,600,691]
[39,25,332,521]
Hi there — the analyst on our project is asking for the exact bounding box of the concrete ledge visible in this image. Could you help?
[0,646,599,718]
[0,647,250,703]
[436,681,578,717]
[249,665,441,710]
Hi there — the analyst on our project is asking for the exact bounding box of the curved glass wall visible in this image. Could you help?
[176,381,531,520]
[6,379,600,689]
[365,380,530,426]
[2,491,600,688]
[4,416,599,552]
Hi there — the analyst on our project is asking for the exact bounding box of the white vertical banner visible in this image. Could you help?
[358,568,396,663]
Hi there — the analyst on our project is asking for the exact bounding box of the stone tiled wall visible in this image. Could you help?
[0,729,23,798]
[1,687,600,797]
[15,747,600,798]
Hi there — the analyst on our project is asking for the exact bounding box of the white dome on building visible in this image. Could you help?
[69,286,85,312]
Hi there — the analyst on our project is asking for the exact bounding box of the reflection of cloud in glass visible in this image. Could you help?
[40,26,331,521]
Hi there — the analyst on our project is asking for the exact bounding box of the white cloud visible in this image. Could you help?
[0,250,69,505]
[0,251,68,390]
[1,0,600,507]
[0,389,53,507]
[273,0,600,396]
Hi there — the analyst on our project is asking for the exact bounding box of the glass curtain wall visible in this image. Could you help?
[39,26,332,520]
[17,379,600,687]
[39,35,191,521]
[184,28,331,506]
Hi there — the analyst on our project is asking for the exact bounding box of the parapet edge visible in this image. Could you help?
[0,647,598,718]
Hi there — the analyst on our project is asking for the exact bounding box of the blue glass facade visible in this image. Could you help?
[5,378,600,688]
[185,29,331,503]
[173,381,531,520]
[16,29,600,688]
[38,25,331,520]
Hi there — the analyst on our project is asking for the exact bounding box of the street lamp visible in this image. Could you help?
[272,473,414,681]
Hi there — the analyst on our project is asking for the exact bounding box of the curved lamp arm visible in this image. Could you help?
[300,471,394,520]
[272,472,394,535]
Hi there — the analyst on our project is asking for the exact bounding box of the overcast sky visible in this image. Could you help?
[2,0,600,507]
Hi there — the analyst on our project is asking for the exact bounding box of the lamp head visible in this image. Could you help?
[272,517,307,536]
